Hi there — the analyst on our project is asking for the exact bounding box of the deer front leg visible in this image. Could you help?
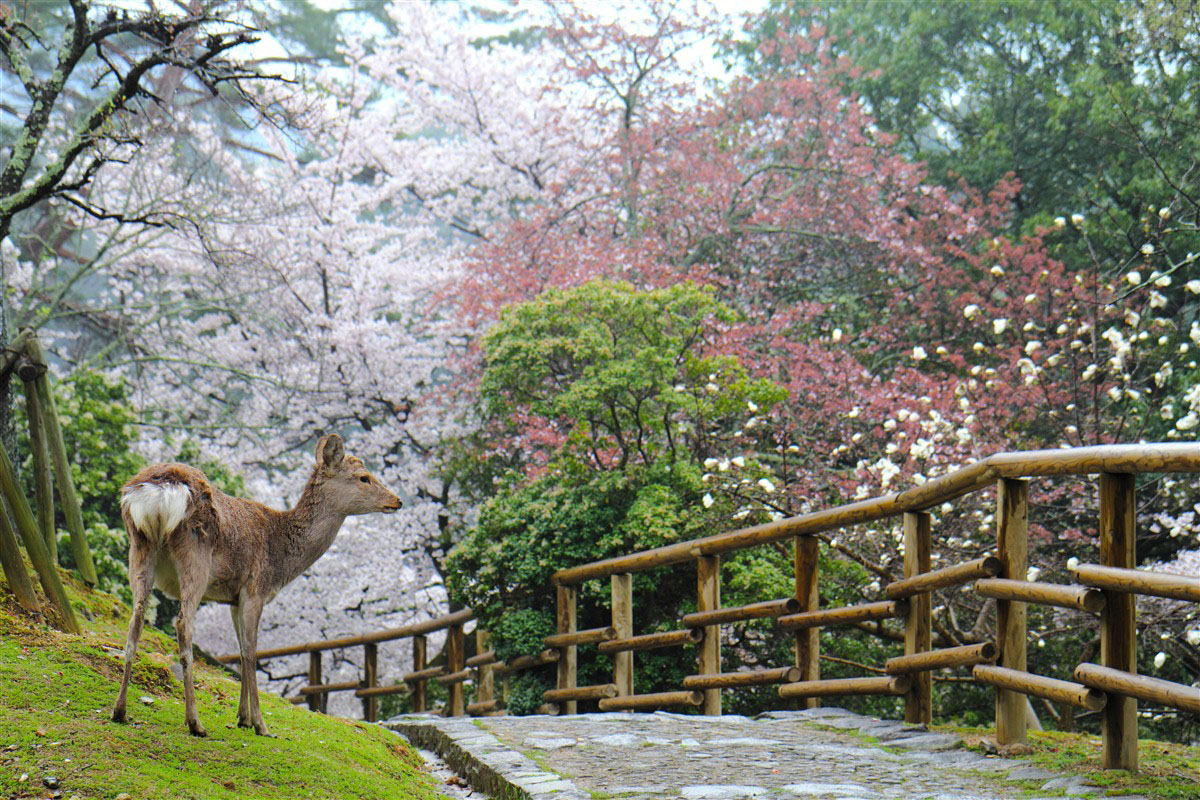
[237,593,270,735]
[113,542,156,724]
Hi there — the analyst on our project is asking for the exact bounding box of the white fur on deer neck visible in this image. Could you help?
[120,483,191,543]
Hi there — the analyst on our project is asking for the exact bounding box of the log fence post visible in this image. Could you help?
[697,555,721,715]
[995,478,1028,745]
[0,489,39,612]
[308,652,323,712]
[24,333,96,585]
[0,443,78,632]
[476,629,494,712]
[447,623,465,716]
[412,634,427,712]
[362,643,378,722]
[556,585,578,714]
[612,573,633,701]
[903,511,932,724]
[794,534,820,710]
[17,362,55,560]
[1099,473,1137,771]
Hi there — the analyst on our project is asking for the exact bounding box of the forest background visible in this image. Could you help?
[1,0,1197,741]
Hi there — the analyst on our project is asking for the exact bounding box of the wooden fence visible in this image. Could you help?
[0,328,98,632]
[225,443,1200,773]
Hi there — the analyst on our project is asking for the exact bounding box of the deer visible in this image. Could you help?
[111,433,402,737]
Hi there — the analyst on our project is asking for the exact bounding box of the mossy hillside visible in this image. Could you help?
[0,568,444,800]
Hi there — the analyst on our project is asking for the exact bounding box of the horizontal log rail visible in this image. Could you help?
[216,608,475,662]
[682,597,800,627]
[974,578,1105,614]
[596,628,703,653]
[494,649,560,675]
[972,665,1105,711]
[682,667,800,690]
[1071,563,1200,604]
[552,444,1200,586]
[1074,663,1200,715]
[777,599,906,631]
[404,665,447,682]
[435,668,471,685]
[297,680,360,696]
[543,626,616,648]
[355,684,410,698]
[598,691,704,711]
[467,699,502,715]
[465,650,497,668]
[543,683,619,702]
[885,556,1001,599]
[779,675,911,698]
[885,642,996,675]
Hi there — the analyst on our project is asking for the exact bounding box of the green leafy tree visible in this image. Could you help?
[445,281,791,712]
[743,1,1200,263]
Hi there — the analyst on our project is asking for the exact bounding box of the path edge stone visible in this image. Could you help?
[386,715,589,800]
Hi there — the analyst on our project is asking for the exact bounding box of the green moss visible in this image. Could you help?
[941,725,1200,800]
[0,570,444,799]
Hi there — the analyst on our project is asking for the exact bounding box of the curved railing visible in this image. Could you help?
[230,444,1200,773]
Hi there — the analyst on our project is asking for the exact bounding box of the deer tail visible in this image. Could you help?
[120,482,192,545]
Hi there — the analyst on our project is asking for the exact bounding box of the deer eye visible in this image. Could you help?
[359,475,370,483]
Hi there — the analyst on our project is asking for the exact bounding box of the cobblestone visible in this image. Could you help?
[386,708,1115,800]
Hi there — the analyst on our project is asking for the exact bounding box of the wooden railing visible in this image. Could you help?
[228,443,1199,773]
[217,608,562,720]
[545,444,1200,772]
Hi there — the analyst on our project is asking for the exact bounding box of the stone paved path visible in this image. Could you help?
[388,708,1149,800]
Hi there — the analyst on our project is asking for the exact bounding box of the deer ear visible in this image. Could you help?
[317,434,345,472]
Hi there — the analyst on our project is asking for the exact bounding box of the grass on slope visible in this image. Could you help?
[0,568,445,800]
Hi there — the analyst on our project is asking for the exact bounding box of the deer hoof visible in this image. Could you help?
[237,716,253,729]
[188,721,208,738]
[253,722,271,737]
[111,706,126,723]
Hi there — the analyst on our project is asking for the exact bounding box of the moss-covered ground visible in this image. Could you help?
[0,568,445,800]
[944,725,1200,799]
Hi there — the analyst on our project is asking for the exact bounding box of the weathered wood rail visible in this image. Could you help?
[226,443,1200,773]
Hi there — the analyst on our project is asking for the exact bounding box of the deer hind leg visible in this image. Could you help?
[229,602,253,728]
[112,539,156,724]
[173,546,212,737]
[236,592,269,735]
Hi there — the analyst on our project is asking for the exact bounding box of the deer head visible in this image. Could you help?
[314,433,402,516]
